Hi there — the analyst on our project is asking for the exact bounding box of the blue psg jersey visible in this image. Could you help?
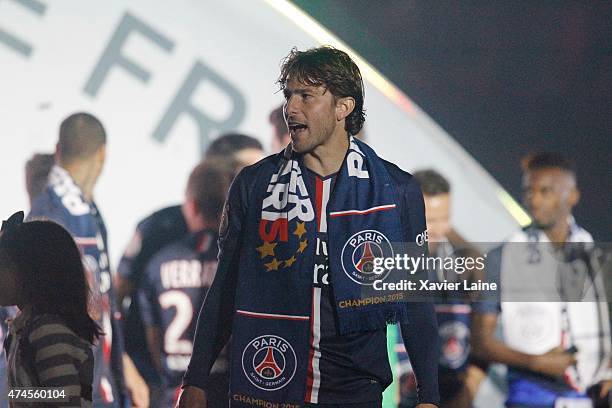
[28,166,124,407]
[117,205,187,382]
[183,153,439,406]
[304,169,388,404]
[139,230,221,404]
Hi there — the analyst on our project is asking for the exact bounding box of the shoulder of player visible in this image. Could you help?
[139,205,183,232]
[27,190,88,233]
[379,158,422,198]
[231,151,286,202]
[237,151,284,180]
[145,238,195,273]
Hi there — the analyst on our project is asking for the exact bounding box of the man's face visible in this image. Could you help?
[283,77,338,154]
[423,193,451,243]
[522,168,578,229]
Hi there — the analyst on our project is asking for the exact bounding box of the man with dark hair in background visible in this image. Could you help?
[116,133,264,396]
[472,153,611,407]
[24,153,55,206]
[396,169,485,408]
[269,104,291,152]
[179,46,439,408]
[28,112,149,407]
[139,158,236,408]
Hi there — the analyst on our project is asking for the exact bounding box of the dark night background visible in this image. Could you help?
[291,1,611,241]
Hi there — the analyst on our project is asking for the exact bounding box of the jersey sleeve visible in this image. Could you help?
[117,206,187,285]
[116,226,145,282]
[138,259,161,328]
[182,170,247,391]
[397,174,441,405]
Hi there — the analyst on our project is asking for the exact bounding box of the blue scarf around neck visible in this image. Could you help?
[230,137,409,406]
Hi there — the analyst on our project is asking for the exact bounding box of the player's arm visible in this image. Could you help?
[180,171,247,400]
[138,269,163,376]
[399,176,440,407]
[116,226,146,306]
[102,229,149,407]
[471,312,575,378]
[471,248,576,378]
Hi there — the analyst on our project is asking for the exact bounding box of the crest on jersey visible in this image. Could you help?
[439,321,470,369]
[241,335,297,391]
[341,229,394,285]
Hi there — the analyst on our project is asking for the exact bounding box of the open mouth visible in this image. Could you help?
[288,122,307,133]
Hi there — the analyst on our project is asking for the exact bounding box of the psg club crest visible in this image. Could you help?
[439,321,470,369]
[341,229,394,285]
[241,335,297,392]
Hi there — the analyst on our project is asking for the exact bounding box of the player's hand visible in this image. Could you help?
[122,354,150,407]
[176,386,207,408]
[599,379,612,399]
[531,346,577,378]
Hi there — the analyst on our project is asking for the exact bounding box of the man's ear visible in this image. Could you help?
[96,145,106,167]
[568,187,580,209]
[335,96,355,122]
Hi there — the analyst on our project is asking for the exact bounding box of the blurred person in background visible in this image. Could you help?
[269,104,290,152]
[0,213,101,406]
[0,153,55,407]
[24,153,55,206]
[472,153,611,407]
[28,112,149,407]
[139,158,235,408]
[115,133,264,395]
[395,170,486,408]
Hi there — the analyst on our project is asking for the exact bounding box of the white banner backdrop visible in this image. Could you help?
[0,0,525,264]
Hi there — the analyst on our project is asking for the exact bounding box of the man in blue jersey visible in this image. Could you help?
[472,153,611,407]
[179,46,439,408]
[115,134,264,392]
[139,159,235,408]
[116,133,264,306]
[28,112,149,407]
[396,170,485,408]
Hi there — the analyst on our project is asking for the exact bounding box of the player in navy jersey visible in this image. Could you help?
[116,134,265,393]
[179,46,439,408]
[28,112,148,407]
[396,170,485,408]
[139,159,235,407]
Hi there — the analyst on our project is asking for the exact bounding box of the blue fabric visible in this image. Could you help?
[28,167,124,407]
[230,138,409,406]
[506,375,588,407]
